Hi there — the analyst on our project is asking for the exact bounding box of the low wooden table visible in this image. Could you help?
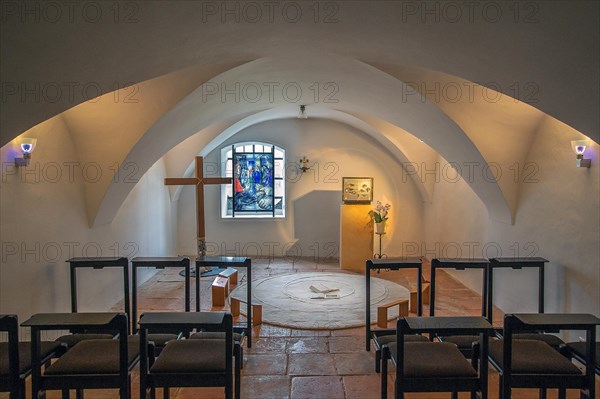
[196,256,253,347]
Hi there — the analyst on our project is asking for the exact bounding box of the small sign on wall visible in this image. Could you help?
[342,177,373,204]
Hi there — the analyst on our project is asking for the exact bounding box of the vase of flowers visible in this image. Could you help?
[373,201,391,234]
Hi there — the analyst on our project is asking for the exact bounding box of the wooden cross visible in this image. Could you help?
[165,156,232,255]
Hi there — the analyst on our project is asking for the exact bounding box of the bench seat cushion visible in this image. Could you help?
[45,337,139,375]
[150,339,226,373]
[437,335,480,349]
[374,334,428,348]
[387,342,477,378]
[0,341,63,375]
[55,333,114,349]
[489,339,581,375]
[147,333,178,347]
[513,333,564,349]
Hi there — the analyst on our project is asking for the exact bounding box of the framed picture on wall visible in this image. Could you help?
[342,177,373,204]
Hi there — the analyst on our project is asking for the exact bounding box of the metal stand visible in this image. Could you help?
[374,232,386,259]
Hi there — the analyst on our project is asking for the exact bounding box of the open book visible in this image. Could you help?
[311,293,340,299]
[309,283,340,294]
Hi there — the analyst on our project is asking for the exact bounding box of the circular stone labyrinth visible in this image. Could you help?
[230,272,410,329]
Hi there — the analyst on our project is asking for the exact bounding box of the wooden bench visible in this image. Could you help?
[218,267,238,285]
[377,299,409,328]
[410,283,430,314]
[230,298,262,325]
[211,276,230,307]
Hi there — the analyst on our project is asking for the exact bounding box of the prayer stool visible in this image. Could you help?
[212,276,230,307]
[377,299,409,328]
[230,297,262,325]
[231,297,241,317]
[409,283,430,313]
[219,267,238,285]
[252,304,263,325]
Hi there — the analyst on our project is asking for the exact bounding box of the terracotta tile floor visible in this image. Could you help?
[7,258,598,399]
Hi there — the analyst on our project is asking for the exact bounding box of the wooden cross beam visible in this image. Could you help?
[165,156,232,255]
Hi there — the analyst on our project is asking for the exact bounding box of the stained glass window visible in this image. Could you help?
[221,142,285,218]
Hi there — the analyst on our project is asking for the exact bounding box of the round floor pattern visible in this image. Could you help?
[230,271,410,329]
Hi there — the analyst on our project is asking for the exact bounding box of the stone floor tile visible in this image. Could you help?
[290,328,331,337]
[175,386,226,398]
[343,374,393,399]
[242,354,288,375]
[334,352,375,375]
[288,353,337,376]
[240,375,291,399]
[248,337,287,354]
[290,376,344,399]
[256,324,292,337]
[328,335,365,353]
[286,337,329,353]
[330,326,364,336]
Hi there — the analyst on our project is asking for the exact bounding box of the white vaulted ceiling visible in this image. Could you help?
[1,1,598,228]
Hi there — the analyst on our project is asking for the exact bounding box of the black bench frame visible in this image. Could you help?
[490,313,598,399]
[138,311,235,399]
[430,258,489,319]
[131,256,191,334]
[196,256,253,347]
[1,314,21,399]
[22,312,135,399]
[1,314,64,399]
[381,316,492,399]
[487,257,548,325]
[67,257,131,334]
[366,257,423,351]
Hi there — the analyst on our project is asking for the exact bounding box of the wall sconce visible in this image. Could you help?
[299,156,311,173]
[14,138,37,167]
[571,140,591,168]
[297,105,308,119]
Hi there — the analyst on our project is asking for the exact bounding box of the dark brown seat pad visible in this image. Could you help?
[150,339,226,373]
[45,337,139,375]
[489,339,581,375]
[387,342,477,378]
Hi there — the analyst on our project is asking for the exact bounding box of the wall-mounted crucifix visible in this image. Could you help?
[165,156,232,256]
